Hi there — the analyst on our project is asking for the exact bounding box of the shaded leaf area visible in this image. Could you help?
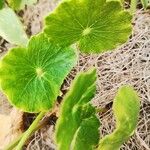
[98,86,140,150]
[7,0,37,10]
[44,0,132,53]
[0,7,28,46]
[55,68,100,150]
[0,0,4,9]
[0,34,77,112]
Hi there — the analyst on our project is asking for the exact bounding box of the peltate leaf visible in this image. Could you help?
[7,0,37,10]
[98,86,140,150]
[55,68,100,150]
[0,34,77,112]
[0,0,4,9]
[0,7,28,46]
[44,0,132,53]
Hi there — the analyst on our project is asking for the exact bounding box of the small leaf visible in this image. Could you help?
[0,34,77,112]
[44,0,132,53]
[55,68,100,150]
[98,86,140,150]
[7,0,37,10]
[0,7,28,46]
[0,0,4,10]
[141,0,150,9]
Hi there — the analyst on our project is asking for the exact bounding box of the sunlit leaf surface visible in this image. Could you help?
[0,34,77,112]
[45,0,132,53]
[98,86,140,150]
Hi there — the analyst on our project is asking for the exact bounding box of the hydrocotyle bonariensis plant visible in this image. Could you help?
[0,0,141,149]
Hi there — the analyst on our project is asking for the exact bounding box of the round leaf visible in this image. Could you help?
[44,0,132,53]
[0,34,77,112]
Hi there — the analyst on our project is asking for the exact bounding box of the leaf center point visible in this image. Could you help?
[36,67,44,77]
[82,27,92,36]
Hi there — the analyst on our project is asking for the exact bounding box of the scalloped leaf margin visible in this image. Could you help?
[0,34,77,112]
[44,0,132,53]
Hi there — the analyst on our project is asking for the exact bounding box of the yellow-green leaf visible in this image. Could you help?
[44,0,132,53]
[0,34,77,112]
[7,0,37,10]
[98,86,140,150]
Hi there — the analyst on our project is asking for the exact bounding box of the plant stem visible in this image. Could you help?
[15,112,46,150]
[5,105,58,150]
[4,113,55,150]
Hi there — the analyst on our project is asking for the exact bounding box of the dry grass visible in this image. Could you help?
[0,0,150,149]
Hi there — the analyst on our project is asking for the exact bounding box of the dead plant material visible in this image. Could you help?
[0,108,23,149]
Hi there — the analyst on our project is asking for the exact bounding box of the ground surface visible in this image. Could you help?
[0,0,150,149]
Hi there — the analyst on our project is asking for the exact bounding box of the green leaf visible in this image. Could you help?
[141,0,149,9]
[7,0,21,10]
[55,68,100,150]
[0,7,28,46]
[44,0,132,53]
[0,0,4,10]
[71,116,100,150]
[0,34,77,112]
[98,86,140,150]
[7,0,37,10]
